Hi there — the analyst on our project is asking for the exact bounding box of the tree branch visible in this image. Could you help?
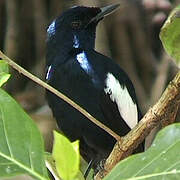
[95,71,180,180]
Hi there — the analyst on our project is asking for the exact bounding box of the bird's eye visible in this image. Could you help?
[71,21,82,29]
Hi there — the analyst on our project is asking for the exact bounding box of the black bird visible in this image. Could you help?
[46,4,143,177]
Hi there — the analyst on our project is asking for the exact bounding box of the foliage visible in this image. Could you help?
[160,5,180,66]
[1,86,179,180]
[0,87,49,180]
[46,135,84,180]
[104,123,180,180]
[52,131,81,180]
[0,60,10,87]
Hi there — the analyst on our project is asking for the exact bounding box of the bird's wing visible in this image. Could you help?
[85,50,140,134]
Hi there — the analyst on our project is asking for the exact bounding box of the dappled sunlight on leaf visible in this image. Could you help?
[52,131,81,180]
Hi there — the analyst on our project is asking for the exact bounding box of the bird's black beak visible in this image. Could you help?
[91,4,120,23]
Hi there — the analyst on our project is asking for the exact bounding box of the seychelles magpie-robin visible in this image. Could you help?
[46,4,144,177]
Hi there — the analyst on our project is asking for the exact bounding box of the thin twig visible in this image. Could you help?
[0,50,121,141]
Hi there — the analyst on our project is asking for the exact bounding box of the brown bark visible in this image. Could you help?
[0,0,5,49]
[4,0,19,59]
[4,0,22,92]
[32,0,46,61]
[31,0,47,79]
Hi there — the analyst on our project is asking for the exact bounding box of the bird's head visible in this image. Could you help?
[46,4,120,50]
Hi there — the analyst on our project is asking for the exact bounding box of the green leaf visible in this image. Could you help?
[52,131,80,180]
[0,60,9,74]
[0,156,23,177]
[0,60,10,87]
[0,88,49,180]
[46,152,84,180]
[160,5,180,66]
[104,123,180,180]
[0,73,10,87]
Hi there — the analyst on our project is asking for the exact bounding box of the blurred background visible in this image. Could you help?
[0,0,179,179]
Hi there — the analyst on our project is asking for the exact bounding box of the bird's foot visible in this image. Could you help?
[94,159,106,176]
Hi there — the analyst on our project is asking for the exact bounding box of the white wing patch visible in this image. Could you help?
[104,73,138,129]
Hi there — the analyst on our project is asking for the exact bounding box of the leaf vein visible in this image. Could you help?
[126,170,180,180]
[0,151,48,180]
[28,124,34,171]
[165,159,180,172]
[0,107,14,158]
[133,139,180,177]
